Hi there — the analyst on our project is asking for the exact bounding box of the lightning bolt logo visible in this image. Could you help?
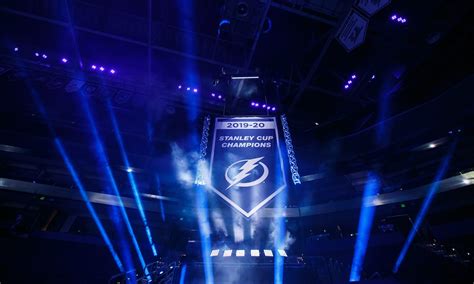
[225,157,269,189]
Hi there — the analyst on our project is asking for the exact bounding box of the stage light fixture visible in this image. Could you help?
[371,74,376,79]
[263,250,273,257]
[14,47,19,52]
[218,95,222,99]
[42,54,47,59]
[91,65,97,70]
[110,69,116,74]
[429,143,436,149]
[159,271,163,275]
[267,106,271,110]
[251,102,255,106]
[251,250,260,257]
[391,14,397,20]
[272,107,276,111]
[186,87,191,91]
[344,85,349,89]
[255,103,259,107]
[212,93,216,97]
[210,249,219,257]
[223,250,232,257]
[61,58,68,63]
[126,167,133,173]
[277,249,288,257]
[99,66,105,71]
[348,80,353,84]
[262,104,266,108]
[193,88,198,93]
[463,179,471,185]
[34,52,39,57]
[351,74,356,79]
[178,85,182,89]
[236,250,245,257]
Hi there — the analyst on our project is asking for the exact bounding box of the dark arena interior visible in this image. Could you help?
[1,0,474,283]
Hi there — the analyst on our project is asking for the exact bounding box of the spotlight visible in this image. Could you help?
[251,250,260,257]
[371,74,376,79]
[463,179,471,185]
[61,58,68,63]
[391,15,397,20]
[348,80,353,84]
[271,107,276,111]
[218,95,222,99]
[255,103,259,107]
[429,143,436,149]
[236,250,245,257]
[210,249,219,257]
[34,52,39,57]
[193,88,198,93]
[267,106,270,110]
[351,74,356,79]
[401,19,407,23]
[159,271,163,275]
[211,93,216,97]
[314,122,319,126]
[186,87,190,91]
[14,47,19,52]
[344,85,349,89]
[262,104,266,108]
[126,167,133,173]
[110,69,116,74]
[263,250,273,257]
[178,85,182,89]
[99,66,105,71]
[42,54,47,59]
[251,102,255,106]
[397,17,402,22]
[91,65,97,70]
[223,250,232,257]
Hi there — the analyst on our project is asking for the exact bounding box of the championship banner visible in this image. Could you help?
[209,117,287,217]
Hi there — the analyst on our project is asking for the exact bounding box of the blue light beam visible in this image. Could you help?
[350,173,380,282]
[195,185,214,284]
[107,102,158,256]
[24,72,124,272]
[78,93,149,271]
[393,142,456,273]
[55,138,124,271]
[179,264,187,284]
